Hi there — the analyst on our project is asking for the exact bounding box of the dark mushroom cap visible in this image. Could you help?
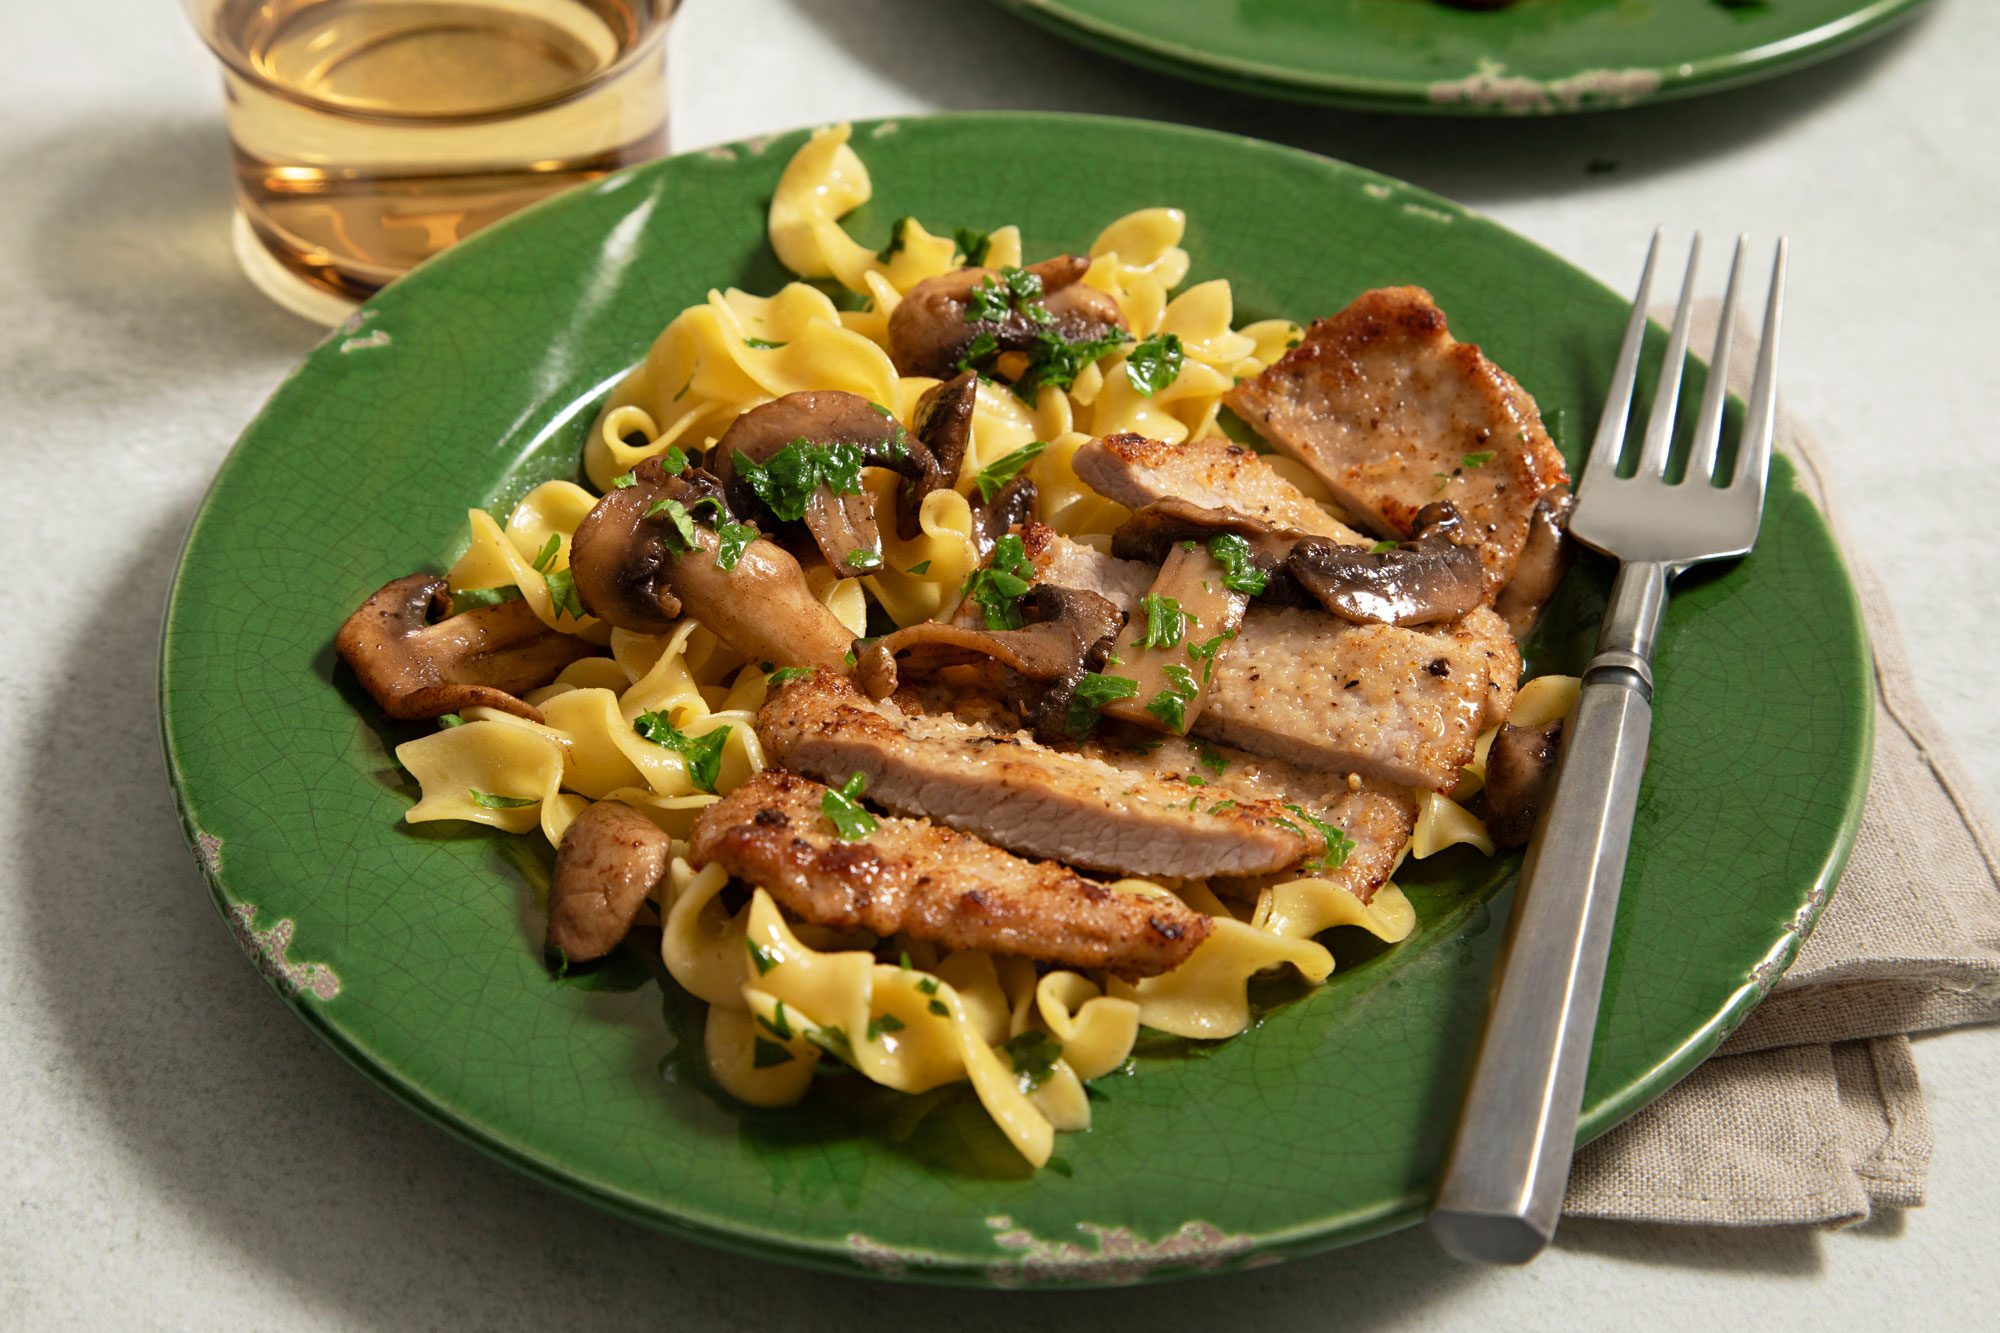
[887,255,1129,379]
[547,801,673,962]
[333,573,594,723]
[1110,497,1302,567]
[1284,502,1487,627]
[1484,718,1565,849]
[1495,489,1575,638]
[900,371,978,539]
[856,583,1123,702]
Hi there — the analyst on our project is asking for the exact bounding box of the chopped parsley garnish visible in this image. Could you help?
[1207,800,1237,815]
[672,365,696,401]
[1003,1030,1062,1090]
[543,568,585,621]
[530,534,561,573]
[1461,450,1493,469]
[1143,664,1201,733]
[1185,775,1207,788]
[468,789,537,809]
[866,1013,906,1042]
[766,665,814,687]
[752,1037,793,1068]
[453,585,522,611]
[712,520,759,571]
[746,939,778,976]
[1371,539,1401,553]
[1064,672,1140,738]
[658,444,689,473]
[821,772,878,840]
[915,976,939,996]
[1125,331,1184,396]
[437,713,464,729]
[960,533,1037,630]
[743,337,786,351]
[1013,328,1129,401]
[964,265,1047,324]
[733,438,866,523]
[928,998,950,1017]
[1193,741,1227,775]
[644,496,701,551]
[757,1001,794,1040]
[846,548,883,572]
[610,472,638,489]
[1283,802,1356,871]
[1136,593,1188,649]
[1186,629,1237,684]
[1206,533,1268,595]
[905,559,931,576]
[973,440,1046,501]
[875,215,914,262]
[953,226,992,267]
[955,330,1000,374]
[811,1025,855,1060]
[631,711,730,792]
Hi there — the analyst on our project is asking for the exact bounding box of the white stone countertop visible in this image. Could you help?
[2,0,1995,1326]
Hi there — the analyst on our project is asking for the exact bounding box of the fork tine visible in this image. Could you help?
[1731,238,1788,499]
[1683,235,1747,484]
[1585,229,1662,481]
[1633,235,1703,479]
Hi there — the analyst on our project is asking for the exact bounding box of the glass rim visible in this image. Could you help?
[181,0,675,127]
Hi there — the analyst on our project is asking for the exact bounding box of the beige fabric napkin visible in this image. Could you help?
[1561,305,2000,1227]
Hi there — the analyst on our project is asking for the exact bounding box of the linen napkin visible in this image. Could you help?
[1560,304,2000,1227]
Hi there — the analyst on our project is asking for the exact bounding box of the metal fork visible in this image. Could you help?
[1428,232,1789,1265]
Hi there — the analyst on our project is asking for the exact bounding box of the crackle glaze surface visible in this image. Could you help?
[996,0,1932,114]
[159,114,1871,1285]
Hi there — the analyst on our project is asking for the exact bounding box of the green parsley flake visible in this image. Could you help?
[821,772,878,840]
[658,445,689,474]
[953,227,992,266]
[733,438,866,523]
[644,496,701,552]
[905,559,931,576]
[766,666,814,687]
[631,711,730,792]
[875,215,913,262]
[468,789,536,810]
[437,713,465,729]
[1284,803,1356,870]
[746,939,778,976]
[712,520,759,571]
[757,1001,794,1040]
[1144,663,1201,733]
[752,1037,794,1068]
[610,473,638,490]
[743,337,786,351]
[811,1025,855,1060]
[846,548,883,572]
[1371,539,1401,553]
[865,1013,906,1042]
[1003,1030,1062,1090]
[1208,799,1237,815]
[973,441,1046,501]
[1014,328,1130,401]
[955,330,1000,374]
[530,534,561,573]
[1186,629,1237,685]
[543,568,584,621]
[453,585,521,611]
[1461,450,1494,469]
[1125,332,1184,396]
[1065,672,1140,738]
[1137,593,1188,649]
[928,998,950,1017]
[960,533,1037,630]
[1194,741,1227,775]
[915,976,939,996]
[1206,533,1268,595]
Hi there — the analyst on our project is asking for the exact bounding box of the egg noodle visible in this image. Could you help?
[389,124,1575,1168]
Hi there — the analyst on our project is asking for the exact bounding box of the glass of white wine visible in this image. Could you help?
[184,0,677,322]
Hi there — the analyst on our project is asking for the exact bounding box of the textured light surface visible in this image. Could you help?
[2,0,1996,1324]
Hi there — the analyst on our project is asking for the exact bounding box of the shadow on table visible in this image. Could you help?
[0,114,319,422]
[781,0,1931,209]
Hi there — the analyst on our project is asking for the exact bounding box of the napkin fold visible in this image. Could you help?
[1561,304,2000,1227]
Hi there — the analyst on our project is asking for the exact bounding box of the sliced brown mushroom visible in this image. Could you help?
[1495,489,1575,638]
[547,801,673,963]
[972,474,1039,556]
[1110,497,1303,568]
[569,457,854,670]
[711,391,915,576]
[899,371,977,538]
[1284,502,1487,628]
[334,573,594,723]
[1483,718,1564,849]
[855,584,1123,702]
[887,256,1129,379]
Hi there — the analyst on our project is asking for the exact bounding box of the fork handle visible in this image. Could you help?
[1428,560,1668,1264]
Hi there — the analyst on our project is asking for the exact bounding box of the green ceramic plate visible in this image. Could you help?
[996,0,1931,114]
[161,114,1870,1285]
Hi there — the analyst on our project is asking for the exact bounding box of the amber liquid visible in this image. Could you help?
[194,0,672,304]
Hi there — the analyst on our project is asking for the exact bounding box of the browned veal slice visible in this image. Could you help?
[757,670,1317,878]
[1225,286,1570,596]
[688,770,1210,978]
